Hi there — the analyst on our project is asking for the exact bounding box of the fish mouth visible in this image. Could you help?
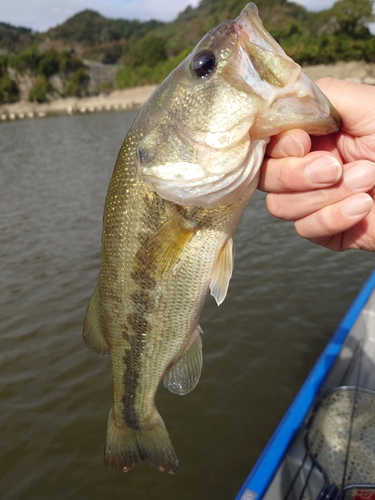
[230,2,341,135]
[233,3,290,61]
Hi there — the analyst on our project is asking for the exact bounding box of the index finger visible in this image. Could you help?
[258,151,343,193]
[266,129,311,159]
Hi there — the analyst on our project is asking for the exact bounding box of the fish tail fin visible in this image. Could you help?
[104,407,179,473]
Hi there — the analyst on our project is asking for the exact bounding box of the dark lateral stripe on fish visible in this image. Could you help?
[121,287,155,429]
[130,270,157,291]
[122,313,147,429]
[122,351,141,429]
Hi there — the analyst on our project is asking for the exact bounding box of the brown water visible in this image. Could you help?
[0,111,373,500]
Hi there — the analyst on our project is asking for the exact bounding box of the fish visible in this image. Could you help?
[83,2,341,474]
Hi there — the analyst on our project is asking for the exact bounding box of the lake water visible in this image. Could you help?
[0,111,373,500]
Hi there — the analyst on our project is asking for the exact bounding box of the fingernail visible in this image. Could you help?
[279,134,304,157]
[345,162,375,190]
[306,156,342,185]
[342,193,373,217]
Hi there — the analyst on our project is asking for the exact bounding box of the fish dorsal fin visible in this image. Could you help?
[83,285,110,355]
[209,237,234,306]
[133,210,197,280]
[163,327,203,395]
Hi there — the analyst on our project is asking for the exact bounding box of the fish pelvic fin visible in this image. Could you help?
[163,326,203,395]
[104,407,179,474]
[83,285,109,355]
[133,210,197,280]
[209,237,234,306]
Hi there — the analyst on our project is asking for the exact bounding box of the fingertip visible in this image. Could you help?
[344,161,375,191]
[293,193,373,243]
[266,130,311,159]
[305,155,342,185]
[342,193,373,218]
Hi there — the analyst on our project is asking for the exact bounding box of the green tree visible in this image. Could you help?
[330,0,374,36]
[39,50,60,77]
[11,46,41,73]
[0,55,8,76]
[58,52,85,76]
[130,34,167,67]
[0,75,19,103]
[63,68,89,97]
[116,46,192,88]
[28,76,52,102]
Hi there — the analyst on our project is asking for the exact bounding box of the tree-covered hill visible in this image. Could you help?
[45,9,165,47]
[0,22,34,53]
[0,0,374,104]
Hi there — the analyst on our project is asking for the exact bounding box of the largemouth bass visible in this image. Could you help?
[84,2,340,473]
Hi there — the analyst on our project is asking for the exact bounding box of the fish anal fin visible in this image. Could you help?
[104,407,179,474]
[134,211,197,280]
[83,286,109,355]
[209,237,234,306]
[163,327,203,395]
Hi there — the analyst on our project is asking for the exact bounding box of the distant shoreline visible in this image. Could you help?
[1,61,375,122]
[0,85,158,122]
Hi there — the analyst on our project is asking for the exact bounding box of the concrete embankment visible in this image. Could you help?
[0,85,158,122]
[301,60,375,85]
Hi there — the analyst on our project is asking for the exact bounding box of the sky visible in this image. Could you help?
[1,0,339,32]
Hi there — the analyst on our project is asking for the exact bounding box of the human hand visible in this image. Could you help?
[259,78,375,251]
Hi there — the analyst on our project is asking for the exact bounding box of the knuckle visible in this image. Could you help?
[276,161,294,191]
[294,205,340,241]
[265,193,294,221]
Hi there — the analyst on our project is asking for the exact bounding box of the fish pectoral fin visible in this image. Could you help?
[163,327,203,395]
[133,210,197,280]
[83,285,110,355]
[209,237,234,306]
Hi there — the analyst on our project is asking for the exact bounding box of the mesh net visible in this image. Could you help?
[307,388,375,486]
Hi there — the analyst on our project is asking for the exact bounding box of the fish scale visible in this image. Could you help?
[83,2,341,473]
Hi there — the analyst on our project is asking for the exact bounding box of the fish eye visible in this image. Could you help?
[191,50,216,78]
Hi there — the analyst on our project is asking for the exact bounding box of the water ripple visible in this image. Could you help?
[0,112,373,500]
